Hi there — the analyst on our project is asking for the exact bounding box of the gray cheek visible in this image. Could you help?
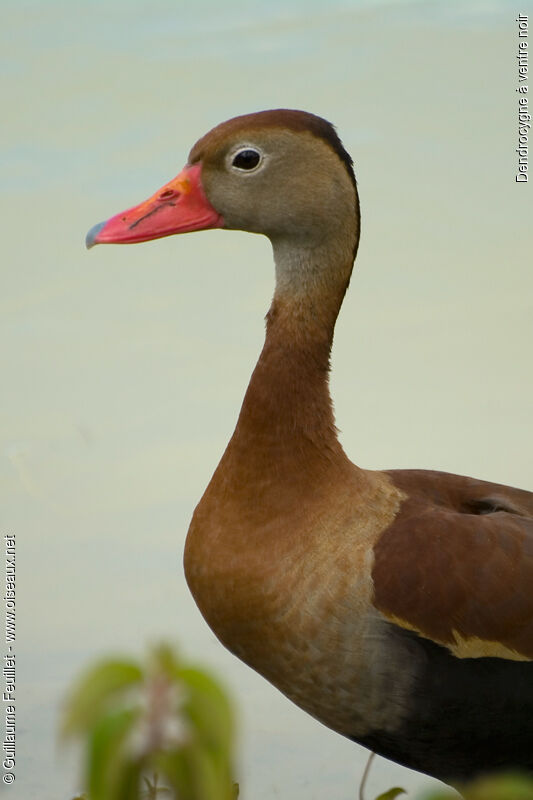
[203,176,258,232]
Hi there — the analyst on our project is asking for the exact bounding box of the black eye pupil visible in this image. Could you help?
[232,149,260,170]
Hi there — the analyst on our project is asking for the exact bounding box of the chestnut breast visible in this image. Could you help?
[184,467,411,736]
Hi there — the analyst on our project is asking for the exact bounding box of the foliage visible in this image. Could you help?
[420,772,533,800]
[63,646,533,800]
[62,644,237,800]
[368,773,533,800]
[370,773,533,800]
[375,788,406,800]
[140,773,172,798]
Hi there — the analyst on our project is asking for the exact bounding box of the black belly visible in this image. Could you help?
[353,626,533,783]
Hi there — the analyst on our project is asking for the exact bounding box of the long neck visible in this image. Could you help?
[239,287,343,452]
[188,224,365,546]
[220,234,358,487]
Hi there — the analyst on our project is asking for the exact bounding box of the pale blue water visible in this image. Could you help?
[1,1,526,799]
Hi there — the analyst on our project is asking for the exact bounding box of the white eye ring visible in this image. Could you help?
[228,146,264,173]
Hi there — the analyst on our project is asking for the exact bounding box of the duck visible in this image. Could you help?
[86,109,533,785]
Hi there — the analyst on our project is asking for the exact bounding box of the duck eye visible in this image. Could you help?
[232,148,261,171]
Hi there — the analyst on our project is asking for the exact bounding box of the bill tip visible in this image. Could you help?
[85,220,107,250]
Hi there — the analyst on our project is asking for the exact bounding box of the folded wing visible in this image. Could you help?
[372,469,533,661]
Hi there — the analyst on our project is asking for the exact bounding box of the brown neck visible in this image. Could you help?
[193,229,365,534]
[218,235,359,498]
[237,292,342,451]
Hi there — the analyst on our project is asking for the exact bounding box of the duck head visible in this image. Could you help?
[87,109,358,244]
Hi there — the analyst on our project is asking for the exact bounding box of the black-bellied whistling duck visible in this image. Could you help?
[87,110,533,784]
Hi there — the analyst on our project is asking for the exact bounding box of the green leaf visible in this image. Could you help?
[189,742,222,800]
[157,743,234,800]
[421,773,533,800]
[179,667,234,755]
[156,750,195,800]
[87,707,140,800]
[459,773,533,800]
[62,644,238,800]
[375,788,406,800]
[62,659,143,738]
[113,759,143,800]
[188,740,234,800]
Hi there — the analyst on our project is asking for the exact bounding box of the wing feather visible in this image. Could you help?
[372,469,533,661]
